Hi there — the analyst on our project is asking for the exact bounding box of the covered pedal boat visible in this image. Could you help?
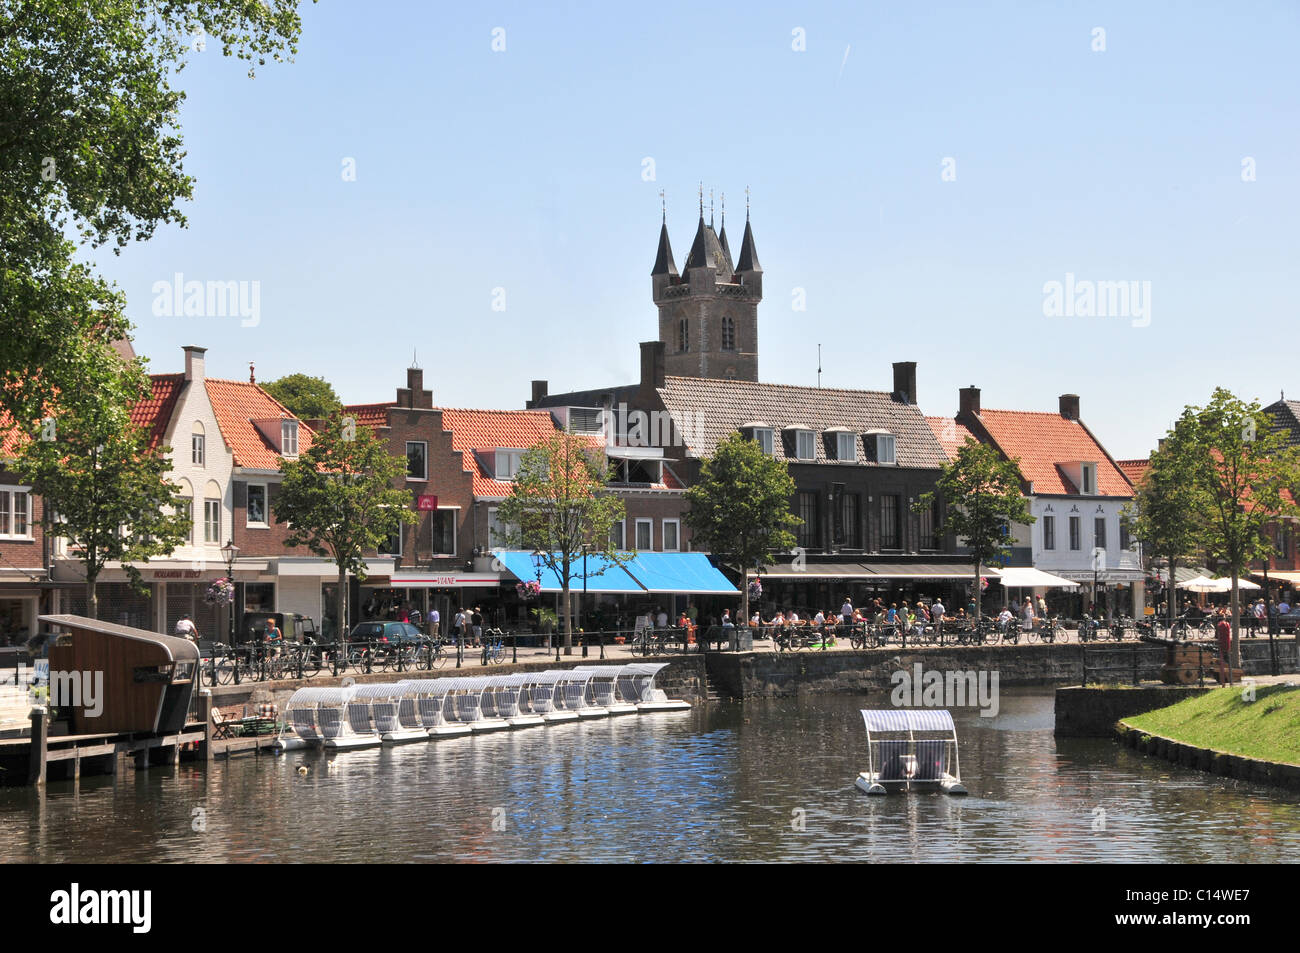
[854,709,966,795]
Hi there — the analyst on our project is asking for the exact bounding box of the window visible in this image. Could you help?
[678,317,689,352]
[795,430,815,461]
[281,420,299,457]
[1080,463,1095,495]
[406,442,428,481]
[663,519,680,552]
[843,493,860,548]
[204,499,221,544]
[610,520,625,549]
[191,433,205,466]
[919,498,939,551]
[495,450,524,480]
[0,488,32,539]
[753,428,774,455]
[876,434,896,465]
[1069,516,1081,551]
[247,484,268,526]
[379,524,402,557]
[431,509,456,555]
[635,519,653,551]
[722,316,736,351]
[881,495,901,549]
[1043,515,1056,550]
[796,491,819,548]
[1119,522,1131,550]
[1094,517,1107,549]
[836,432,857,462]
[488,508,518,549]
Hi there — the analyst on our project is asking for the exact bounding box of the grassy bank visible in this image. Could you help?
[1125,684,1300,766]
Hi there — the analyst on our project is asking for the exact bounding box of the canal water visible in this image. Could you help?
[3,689,1298,863]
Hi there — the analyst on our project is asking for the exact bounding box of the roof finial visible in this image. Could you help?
[720,192,725,230]
[249,361,255,384]
[710,188,714,228]
[410,348,419,370]
[659,189,666,224]
[745,185,751,221]
[698,182,704,218]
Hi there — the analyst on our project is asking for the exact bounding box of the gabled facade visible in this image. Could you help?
[928,387,1143,614]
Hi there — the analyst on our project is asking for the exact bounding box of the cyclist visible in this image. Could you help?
[174,614,199,644]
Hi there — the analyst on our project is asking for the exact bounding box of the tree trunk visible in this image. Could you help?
[1230,575,1242,671]
[973,561,982,627]
[337,565,348,643]
[1167,555,1178,634]
[85,577,98,621]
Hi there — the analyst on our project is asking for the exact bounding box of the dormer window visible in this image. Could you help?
[742,423,774,455]
[495,449,524,480]
[281,420,299,457]
[865,430,896,465]
[836,432,857,462]
[795,430,815,461]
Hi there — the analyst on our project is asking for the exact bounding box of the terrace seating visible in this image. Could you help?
[913,740,947,781]
[877,740,910,781]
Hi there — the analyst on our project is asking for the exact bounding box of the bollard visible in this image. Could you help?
[28,706,47,786]
[512,632,517,665]
[599,630,605,660]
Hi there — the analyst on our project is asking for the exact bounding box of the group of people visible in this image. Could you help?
[745,596,975,637]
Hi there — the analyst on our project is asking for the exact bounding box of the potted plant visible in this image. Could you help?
[530,606,557,634]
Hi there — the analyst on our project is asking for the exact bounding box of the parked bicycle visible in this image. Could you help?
[481,629,508,665]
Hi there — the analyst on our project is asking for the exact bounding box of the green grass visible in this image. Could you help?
[1125,684,1300,765]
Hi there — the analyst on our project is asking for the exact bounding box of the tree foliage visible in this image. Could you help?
[0,0,306,427]
[263,373,342,420]
[16,370,192,619]
[684,432,799,624]
[496,432,625,652]
[274,414,416,635]
[917,438,1033,624]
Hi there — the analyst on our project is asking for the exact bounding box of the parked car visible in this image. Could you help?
[346,621,424,645]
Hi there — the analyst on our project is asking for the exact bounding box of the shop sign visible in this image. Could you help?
[416,494,438,511]
[152,570,203,579]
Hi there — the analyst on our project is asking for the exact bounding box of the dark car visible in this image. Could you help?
[347,621,424,645]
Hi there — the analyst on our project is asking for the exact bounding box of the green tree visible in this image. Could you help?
[496,432,626,654]
[1,1,306,428]
[263,373,343,420]
[684,432,799,625]
[17,372,192,620]
[1121,412,1207,631]
[917,439,1033,626]
[274,414,417,638]
[1182,389,1300,670]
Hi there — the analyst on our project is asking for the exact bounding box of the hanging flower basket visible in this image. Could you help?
[205,577,235,605]
[748,578,763,601]
[516,580,542,600]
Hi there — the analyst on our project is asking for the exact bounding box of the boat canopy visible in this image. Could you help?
[860,709,956,735]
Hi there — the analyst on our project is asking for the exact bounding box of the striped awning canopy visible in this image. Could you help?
[860,709,956,735]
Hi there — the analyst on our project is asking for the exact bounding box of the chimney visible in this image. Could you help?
[183,346,207,383]
[892,361,917,405]
[530,380,549,408]
[1059,394,1080,421]
[395,365,432,410]
[640,340,666,391]
[958,385,980,418]
[249,361,256,384]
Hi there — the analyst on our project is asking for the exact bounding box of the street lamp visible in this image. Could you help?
[221,539,240,646]
[530,547,546,658]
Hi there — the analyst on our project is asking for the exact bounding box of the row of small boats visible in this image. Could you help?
[275,663,689,752]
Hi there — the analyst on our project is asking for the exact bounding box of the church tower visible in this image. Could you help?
[651,191,762,382]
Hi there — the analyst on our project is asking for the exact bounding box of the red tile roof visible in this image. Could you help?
[974,409,1131,496]
[925,416,976,461]
[439,408,563,496]
[344,402,395,428]
[0,411,25,458]
[1117,458,1149,487]
[132,374,185,451]
[206,379,315,469]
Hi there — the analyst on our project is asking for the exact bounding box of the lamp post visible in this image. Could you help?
[581,543,589,658]
[221,539,240,646]
[531,547,545,660]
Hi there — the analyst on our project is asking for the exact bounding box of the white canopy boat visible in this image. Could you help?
[487,674,545,728]
[403,679,472,738]
[571,665,644,715]
[349,683,427,744]
[624,663,690,712]
[854,709,967,796]
[276,686,335,752]
[526,671,579,722]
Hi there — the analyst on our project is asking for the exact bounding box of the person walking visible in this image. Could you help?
[1215,609,1233,684]
[1020,597,1036,635]
[471,607,484,647]
[931,597,946,641]
[840,597,853,626]
[429,607,440,639]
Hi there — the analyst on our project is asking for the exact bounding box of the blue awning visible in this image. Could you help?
[492,551,737,596]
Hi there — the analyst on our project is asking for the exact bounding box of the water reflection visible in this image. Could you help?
[2,690,1298,863]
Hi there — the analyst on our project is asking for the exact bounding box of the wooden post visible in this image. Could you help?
[134,745,148,772]
[199,689,214,763]
[28,706,47,787]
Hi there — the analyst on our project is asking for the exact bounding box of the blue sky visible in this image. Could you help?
[93,1,1299,458]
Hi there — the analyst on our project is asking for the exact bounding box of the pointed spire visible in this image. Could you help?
[652,219,678,276]
[709,188,714,228]
[684,209,714,270]
[736,211,761,274]
[717,192,734,273]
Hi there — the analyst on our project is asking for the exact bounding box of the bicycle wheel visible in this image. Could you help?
[300,648,322,678]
